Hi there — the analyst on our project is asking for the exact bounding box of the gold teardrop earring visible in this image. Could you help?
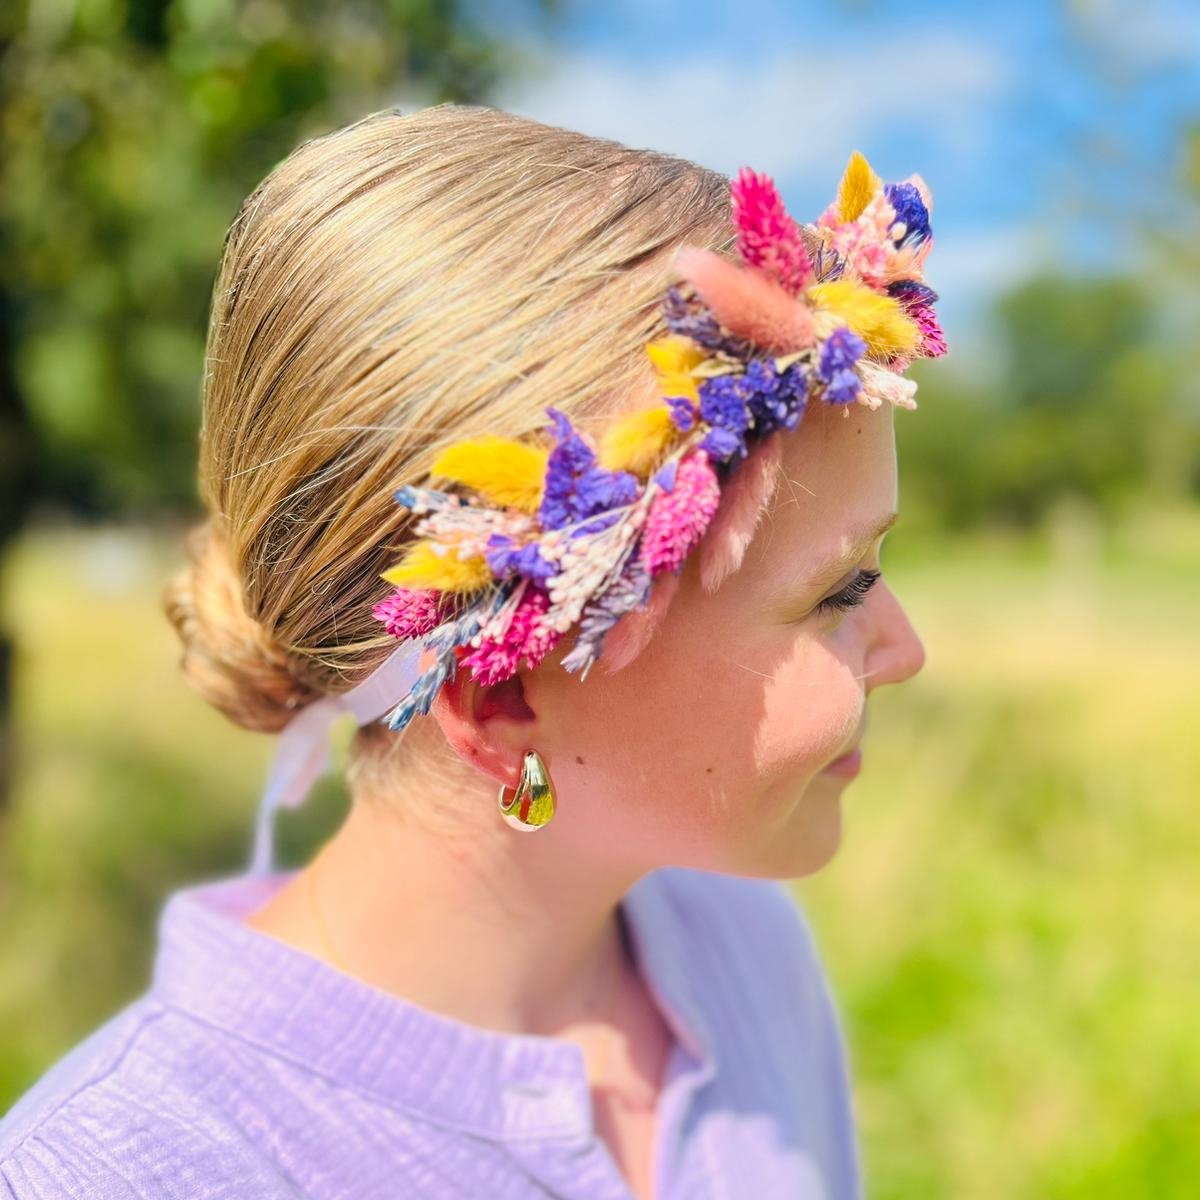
[497,749,556,831]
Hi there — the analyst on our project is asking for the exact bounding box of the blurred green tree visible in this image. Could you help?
[0,0,555,810]
[898,271,1197,535]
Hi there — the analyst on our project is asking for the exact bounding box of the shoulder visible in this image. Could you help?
[0,999,299,1200]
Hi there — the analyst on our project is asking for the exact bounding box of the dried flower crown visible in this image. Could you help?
[371,150,946,732]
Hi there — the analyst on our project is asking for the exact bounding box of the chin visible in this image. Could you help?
[741,794,844,880]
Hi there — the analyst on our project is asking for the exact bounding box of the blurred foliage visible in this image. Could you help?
[1,6,1198,1197]
[0,0,553,515]
[897,269,1200,536]
[1,514,1197,1197]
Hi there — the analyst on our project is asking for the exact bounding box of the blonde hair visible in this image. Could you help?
[163,102,734,788]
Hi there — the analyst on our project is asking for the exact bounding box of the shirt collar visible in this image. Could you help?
[149,867,717,1142]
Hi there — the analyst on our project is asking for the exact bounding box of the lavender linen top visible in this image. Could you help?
[0,865,862,1199]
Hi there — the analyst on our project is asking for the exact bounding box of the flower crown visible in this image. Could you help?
[371,150,946,732]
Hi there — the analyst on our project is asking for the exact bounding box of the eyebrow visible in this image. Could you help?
[764,510,900,603]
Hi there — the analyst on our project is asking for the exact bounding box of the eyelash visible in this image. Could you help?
[814,569,882,616]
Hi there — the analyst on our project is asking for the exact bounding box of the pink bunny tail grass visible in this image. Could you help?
[674,246,816,354]
[730,167,813,295]
[698,429,785,594]
[599,570,682,675]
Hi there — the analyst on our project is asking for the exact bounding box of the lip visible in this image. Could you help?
[822,745,863,778]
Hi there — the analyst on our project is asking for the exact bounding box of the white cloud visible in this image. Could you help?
[492,32,1013,181]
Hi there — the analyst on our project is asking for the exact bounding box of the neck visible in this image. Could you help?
[245,789,640,1040]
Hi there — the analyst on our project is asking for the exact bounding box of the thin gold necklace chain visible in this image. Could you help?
[304,842,630,1090]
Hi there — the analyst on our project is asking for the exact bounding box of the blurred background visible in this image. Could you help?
[1,1,1197,1196]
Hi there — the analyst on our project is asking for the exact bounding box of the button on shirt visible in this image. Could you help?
[0,865,862,1199]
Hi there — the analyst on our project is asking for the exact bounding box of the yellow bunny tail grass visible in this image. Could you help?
[836,150,882,223]
[808,278,922,359]
[428,436,548,513]
[645,335,707,401]
[381,542,493,592]
[597,405,679,476]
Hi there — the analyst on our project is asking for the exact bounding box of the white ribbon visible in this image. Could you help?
[248,636,426,875]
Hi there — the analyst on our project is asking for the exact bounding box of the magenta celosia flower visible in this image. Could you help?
[372,587,447,640]
[460,584,563,686]
[911,302,948,358]
[730,168,812,296]
[638,450,722,576]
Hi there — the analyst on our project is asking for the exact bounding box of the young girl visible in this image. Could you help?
[0,103,941,1199]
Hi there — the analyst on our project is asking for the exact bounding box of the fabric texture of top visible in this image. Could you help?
[0,864,862,1199]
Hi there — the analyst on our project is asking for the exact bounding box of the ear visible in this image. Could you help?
[427,647,537,787]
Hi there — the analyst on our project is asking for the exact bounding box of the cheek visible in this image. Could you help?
[751,633,864,781]
[570,617,860,842]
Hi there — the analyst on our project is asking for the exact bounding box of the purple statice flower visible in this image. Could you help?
[817,327,867,405]
[371,587,447,641]
[570,510,624,539]
[662,284,754,358]
[485,532,556,584]
[883,182,931,249]
[560,555,654,678]
[666,395,697,432]
[538,406,640,532]
[653,458,679,493]
[697,373,753,463]
[741,357,810,436]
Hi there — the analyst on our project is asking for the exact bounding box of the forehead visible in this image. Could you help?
[741,399,899,587]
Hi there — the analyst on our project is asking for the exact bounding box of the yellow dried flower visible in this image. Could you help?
[596,404,679,476]
[808,278,921,359]
[645,335,709,402]
[380,542,492,593]
[835,150,883,223]
[428,436,548,513]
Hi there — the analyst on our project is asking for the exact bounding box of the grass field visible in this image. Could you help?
[1,507,1197,1197]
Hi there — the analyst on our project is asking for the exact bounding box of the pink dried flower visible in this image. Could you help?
[815,192,897,288]
[910,302,948,358]
[372,587,447,640]
[460,584,563,686]
[638,450,722,575]
[730,168,813,296]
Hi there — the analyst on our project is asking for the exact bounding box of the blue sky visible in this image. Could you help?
[456,0,1200,364]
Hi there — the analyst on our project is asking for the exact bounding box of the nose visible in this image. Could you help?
[863,580,926,693]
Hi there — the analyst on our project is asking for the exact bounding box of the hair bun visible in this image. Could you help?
[162,520,321,734]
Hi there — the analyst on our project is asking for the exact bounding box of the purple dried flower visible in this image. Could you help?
[484,533,557,584]
[560,556,654,677]
[662,284,754,358]
[740,357,808,436]
[883,182,931,248]
[887,279,940,309]
[666,396,697,432]
[818,327,867,405]
[653,459,679,493]
[697,373,753,462]
[538,406,640,531]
